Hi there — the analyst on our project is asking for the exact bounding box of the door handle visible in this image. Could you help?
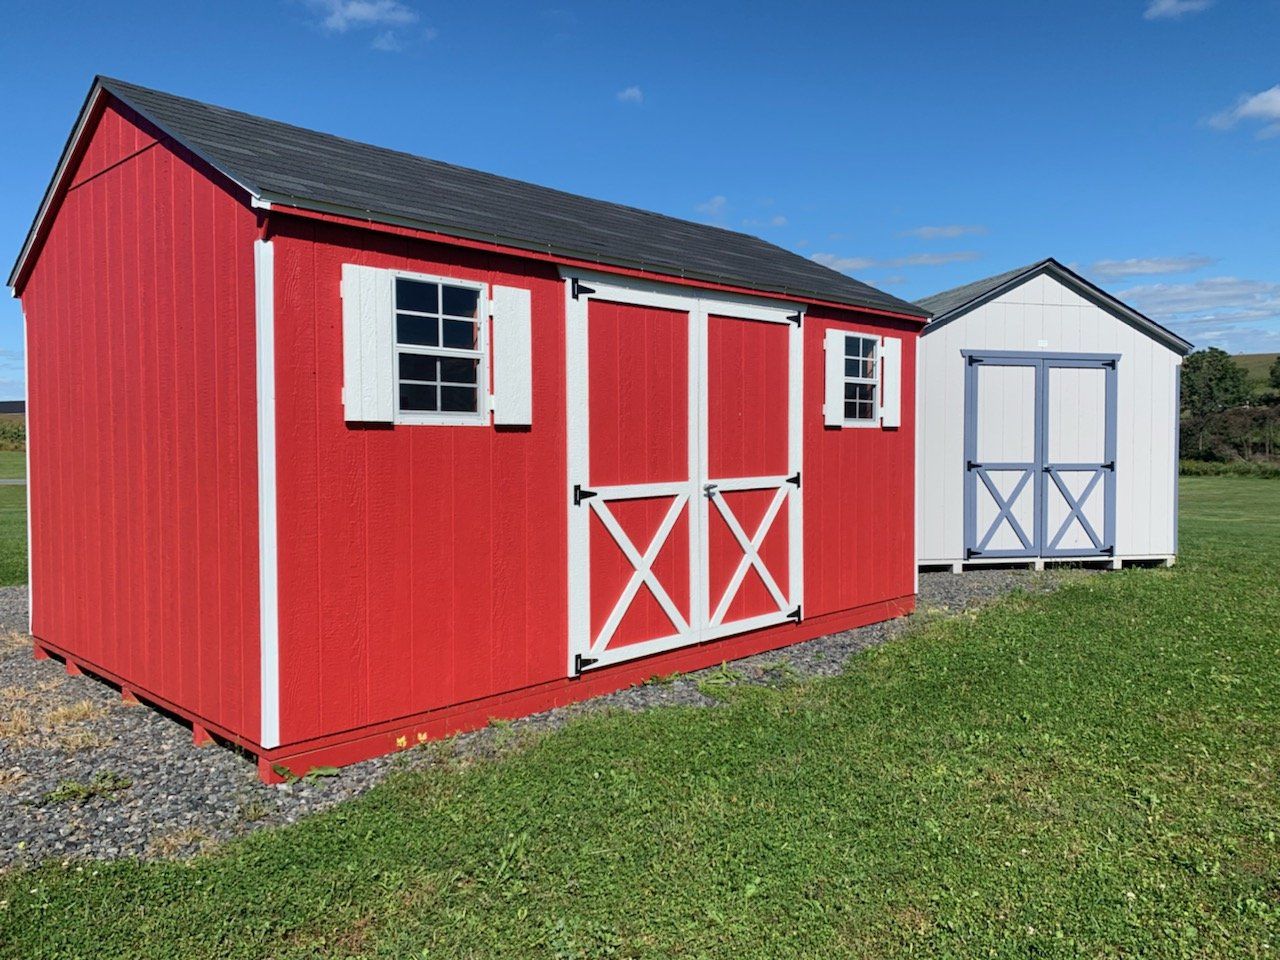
[703,483,719,498]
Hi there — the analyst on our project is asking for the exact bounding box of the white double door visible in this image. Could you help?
[565,274,803,673]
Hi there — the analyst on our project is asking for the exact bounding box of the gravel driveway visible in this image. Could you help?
[0,568,1082,869]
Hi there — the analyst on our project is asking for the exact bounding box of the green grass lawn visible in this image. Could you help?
[0,483,25,586]
[2,477,1277,958]
[0,449,25,480]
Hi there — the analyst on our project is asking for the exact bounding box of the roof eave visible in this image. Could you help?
[7,79,106,291]
[261,191,931,321]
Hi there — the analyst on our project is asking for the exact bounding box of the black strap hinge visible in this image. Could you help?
[1103,461,1115,471]
[966,460,978,471]
[786,472,801,488]
[571,278,595,300]
[965,547,977,559]
[787,312,803,326]
[574,654,598,675]
[573,484,597,506]
[787,604,802,623]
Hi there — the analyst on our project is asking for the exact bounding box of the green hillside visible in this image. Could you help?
[1235,352,1278,396]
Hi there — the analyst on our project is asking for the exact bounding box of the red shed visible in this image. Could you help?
[9,78,929,779]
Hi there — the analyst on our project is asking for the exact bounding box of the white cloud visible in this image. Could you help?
[306,0,419,32]
[695,195,728,219]
[1143,0,1213,20]
[895,251,981,267]
[370,29,401,50]
[1119,276,1280,351]
[1119,277,1280,320]
[1087,256,1215,279]
[1210,85,1280,139]
[616,86,644,105]
[810,253,877,273]
[810,250,981,274]
[741,214,789,229]
[899,224,987,240]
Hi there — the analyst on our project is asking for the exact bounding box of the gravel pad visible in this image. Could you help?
[0,567,1081,868]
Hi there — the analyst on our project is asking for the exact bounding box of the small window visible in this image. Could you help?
[842,334,878,423]
[394,276,485,422]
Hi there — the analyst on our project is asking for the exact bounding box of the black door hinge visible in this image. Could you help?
[787,312,803,326]
[965,547,977,559]
[1103,359,1117,369]
[787,605,802,623]
[574,654,599,675]
[573,484,598,506]
[967,355,981,365]
[966,460,978,471]
[1102,461,1115,471]
[786,472,801,488]
[1102,546,1115,557]
[571,278,595,300]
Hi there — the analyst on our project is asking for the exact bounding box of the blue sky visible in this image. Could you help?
[2,0,1278,398]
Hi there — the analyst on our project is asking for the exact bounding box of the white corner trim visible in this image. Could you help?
[22,310,32,635]
[254,238,281,749]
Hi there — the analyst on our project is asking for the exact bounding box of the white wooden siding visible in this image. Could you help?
[917,272,1182,563]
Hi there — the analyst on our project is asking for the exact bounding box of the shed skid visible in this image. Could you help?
[255,595,913,781]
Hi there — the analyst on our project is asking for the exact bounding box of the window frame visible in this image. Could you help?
[389,269,490,427]
[839,331,881,427]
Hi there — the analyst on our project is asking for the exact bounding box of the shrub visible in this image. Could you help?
[1180,458,1280,478]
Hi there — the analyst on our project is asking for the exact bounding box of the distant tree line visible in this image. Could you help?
[1180,348,1280,463]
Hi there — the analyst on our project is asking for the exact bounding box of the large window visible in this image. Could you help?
[842,333,879,423]
[394,276,485,422]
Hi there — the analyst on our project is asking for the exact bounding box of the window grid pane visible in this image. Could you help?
[841,334,878,422]
[393,277,485,418]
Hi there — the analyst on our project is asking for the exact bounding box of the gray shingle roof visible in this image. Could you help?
[59,77,922,318]
[915,259,1047,319]
[916,258,1192,354]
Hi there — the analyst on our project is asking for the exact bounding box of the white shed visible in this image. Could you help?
[915,259,1192,571]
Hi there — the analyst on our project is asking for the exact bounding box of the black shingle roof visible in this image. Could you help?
[916,258,1192,354]
[32,77,923,317]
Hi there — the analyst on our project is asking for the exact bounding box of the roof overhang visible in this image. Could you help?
[921,258,1193,356]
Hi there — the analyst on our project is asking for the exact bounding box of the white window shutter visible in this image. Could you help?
[880,335,902,428]
[823,329,845,427]
[491,285,533,426]
[341,264,395,422]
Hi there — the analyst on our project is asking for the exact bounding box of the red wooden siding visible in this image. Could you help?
[271,219,916,751]
[803,307,918,616]
[271,219,568,745]
[21,102,261,741]
[707,314,792,623]
[586,299,691,652]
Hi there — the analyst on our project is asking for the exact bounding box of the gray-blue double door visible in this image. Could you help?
[964,352,1117,560]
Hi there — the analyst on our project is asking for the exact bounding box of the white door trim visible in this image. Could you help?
[563,270,804,675]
